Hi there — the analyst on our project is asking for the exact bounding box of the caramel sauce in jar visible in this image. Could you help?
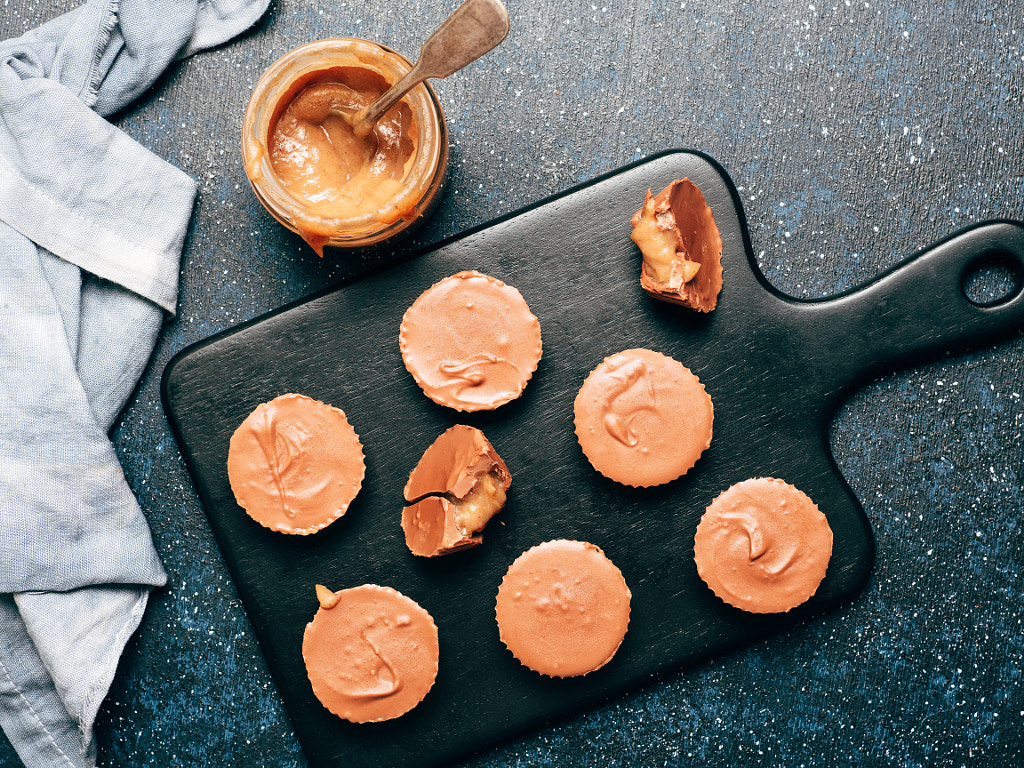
[242,38,448,254]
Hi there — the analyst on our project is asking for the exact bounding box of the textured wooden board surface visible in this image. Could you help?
[162,150,1024,767]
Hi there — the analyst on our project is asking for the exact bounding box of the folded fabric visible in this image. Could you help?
[0,1,269,766]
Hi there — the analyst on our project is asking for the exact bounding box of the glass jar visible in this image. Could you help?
[242,38,449,254]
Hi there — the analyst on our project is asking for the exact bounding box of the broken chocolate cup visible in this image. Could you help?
[402,425,511,557]
[630,177,723,312]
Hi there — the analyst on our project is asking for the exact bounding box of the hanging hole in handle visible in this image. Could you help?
[961,249,1024,307]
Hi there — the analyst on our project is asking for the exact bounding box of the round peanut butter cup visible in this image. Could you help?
[399,270,542,411]
[495,540,631,678]
[574,348,713,487]
[694,477,833,614]
[303,584,439,723]
[227,393,365,535]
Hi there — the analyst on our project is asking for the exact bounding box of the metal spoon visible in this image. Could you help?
[345,0,510,137]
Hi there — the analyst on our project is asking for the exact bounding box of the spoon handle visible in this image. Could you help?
[351,0,510,135]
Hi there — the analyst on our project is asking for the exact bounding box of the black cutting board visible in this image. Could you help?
[162,150,1024,768]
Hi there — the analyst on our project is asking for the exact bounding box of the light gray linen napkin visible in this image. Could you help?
[0,1,268,765]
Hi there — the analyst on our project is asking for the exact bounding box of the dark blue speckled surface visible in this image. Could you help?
[2,1,1022,766]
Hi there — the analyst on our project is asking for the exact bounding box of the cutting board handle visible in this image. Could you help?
[811,220,1024,401]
